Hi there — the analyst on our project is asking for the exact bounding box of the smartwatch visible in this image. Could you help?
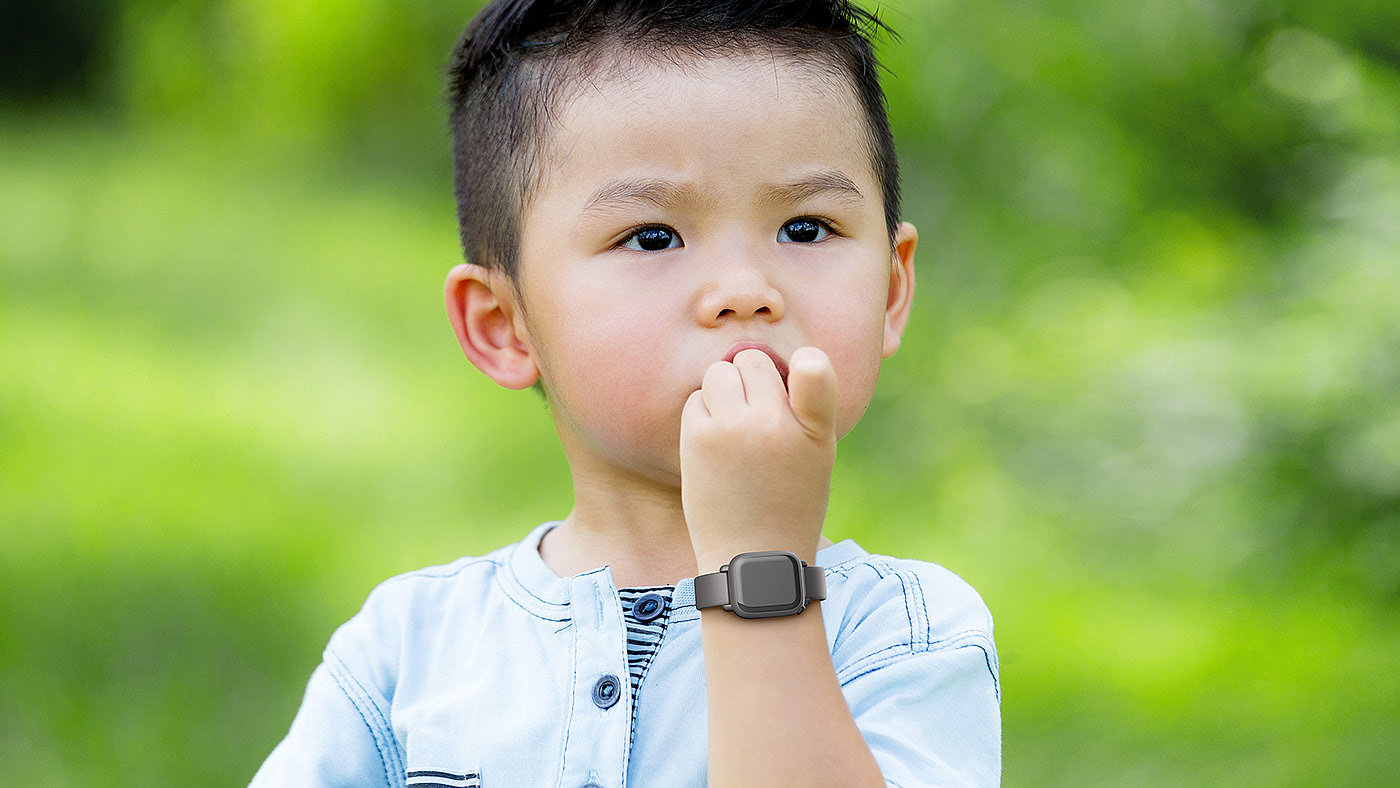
[693,550,827,619]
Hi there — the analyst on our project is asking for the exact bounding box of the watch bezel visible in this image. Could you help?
[726,550,806,618]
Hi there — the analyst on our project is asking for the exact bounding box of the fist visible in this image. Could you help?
[679,346,839,561]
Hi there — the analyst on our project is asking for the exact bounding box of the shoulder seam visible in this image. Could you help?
[823,553,872,576]
[373,554,504,590]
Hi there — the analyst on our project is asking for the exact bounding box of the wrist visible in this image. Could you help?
[693,541,818,572]
[693,548,829,619]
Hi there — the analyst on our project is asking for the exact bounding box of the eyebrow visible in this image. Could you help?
[580,170,865,216]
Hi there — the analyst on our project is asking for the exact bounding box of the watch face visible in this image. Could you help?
[730,552,803,617]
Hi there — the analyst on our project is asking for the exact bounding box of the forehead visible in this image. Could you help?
[531,51,874,207]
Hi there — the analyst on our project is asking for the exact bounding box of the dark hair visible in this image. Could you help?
[444,0,902,398]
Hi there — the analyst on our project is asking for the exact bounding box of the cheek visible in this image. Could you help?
[810,287,887,436]
[548,308,671,420]
[833,346,883,438]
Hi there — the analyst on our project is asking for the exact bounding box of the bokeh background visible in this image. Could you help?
[3,0,1398,784]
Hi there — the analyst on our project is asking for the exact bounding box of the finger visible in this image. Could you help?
[700,359,746,417]
[680,388,709,433]
[679,389,711,467]
[732,348,787,407]
[786,346,838,439]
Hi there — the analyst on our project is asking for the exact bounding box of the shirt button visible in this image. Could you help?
[592,674,621,709]
[632,592,667,623]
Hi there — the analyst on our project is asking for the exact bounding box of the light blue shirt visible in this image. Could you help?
[252,521,1001,787]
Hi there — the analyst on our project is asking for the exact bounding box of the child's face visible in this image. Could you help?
[510,52,915,486]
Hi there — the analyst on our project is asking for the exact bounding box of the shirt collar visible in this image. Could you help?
[502,520,868,622]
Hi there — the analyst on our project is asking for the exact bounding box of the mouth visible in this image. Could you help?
[723,341,790,385]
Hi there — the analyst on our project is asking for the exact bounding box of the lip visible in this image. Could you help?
[723,341,790,383]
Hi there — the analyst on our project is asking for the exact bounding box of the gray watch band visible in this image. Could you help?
[694,562,827,611]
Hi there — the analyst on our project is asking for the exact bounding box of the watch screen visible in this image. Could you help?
[736,554,800,608]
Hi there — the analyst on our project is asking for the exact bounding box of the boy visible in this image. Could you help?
[252,0,1000,785]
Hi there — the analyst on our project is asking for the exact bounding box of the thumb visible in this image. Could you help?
[787,346,838,440]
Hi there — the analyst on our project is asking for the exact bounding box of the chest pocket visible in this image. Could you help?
[405,769,481,788]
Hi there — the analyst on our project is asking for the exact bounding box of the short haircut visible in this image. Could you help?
[444,0,902,399]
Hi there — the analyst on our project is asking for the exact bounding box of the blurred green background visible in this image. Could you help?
[2,0,1398,784]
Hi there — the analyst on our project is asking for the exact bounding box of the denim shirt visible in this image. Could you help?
[251,521,1001,787]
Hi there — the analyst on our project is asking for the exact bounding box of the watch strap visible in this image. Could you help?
[694,563,827,610]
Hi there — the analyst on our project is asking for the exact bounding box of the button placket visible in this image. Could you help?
[562,572,629,788]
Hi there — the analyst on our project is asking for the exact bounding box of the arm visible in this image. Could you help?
[681,347,882,786]
[681,347,1000,785]
[840,641,1001,787]
[250,659,399,787]
[694,555,885,787]
[694,550,1002,787]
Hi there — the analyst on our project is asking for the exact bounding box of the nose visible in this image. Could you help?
[694,255,785,327]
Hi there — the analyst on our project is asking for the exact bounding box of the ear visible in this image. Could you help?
[445,263,540,390]
[882,221,917,358]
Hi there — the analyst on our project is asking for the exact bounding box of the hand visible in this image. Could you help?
[680,346,839,567]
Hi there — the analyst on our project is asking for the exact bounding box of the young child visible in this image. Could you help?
[252,1,1000,785]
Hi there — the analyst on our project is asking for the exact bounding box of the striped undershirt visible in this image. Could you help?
[616,585,675,746]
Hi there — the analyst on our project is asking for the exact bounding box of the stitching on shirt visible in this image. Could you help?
[498,556,575,622]
[838,633,1001,701]
[595,579,607,629]
[841,559,922,649]
[324,649,402,786]
[421,546,562,616]
[506,559,559,608]
[894,564,937,653]
[824,551,870,574]
[840,629,993,676]
[556,623,580,788]
[843,637,991,684]
[538,566,609,626]
[328,647,406,781]
[974,640,1001,703]
[907,567,929,651]
[841,558,996,666]
[323,655,383,758]
[873,559,919,651]
[373,555,570,623]
[375,555,499,587]
[500,580,571,622]
[953,637,1001,703]
[489,556,572,622]
[840,641,912,676]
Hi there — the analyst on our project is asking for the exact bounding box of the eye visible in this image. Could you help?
[778,217,836,244]
[618,225,682,252]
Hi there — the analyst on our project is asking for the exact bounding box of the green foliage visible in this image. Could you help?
[2,0,1397,784]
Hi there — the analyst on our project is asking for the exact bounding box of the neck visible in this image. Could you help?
[540,457,698,587]
[537,458,833,588]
